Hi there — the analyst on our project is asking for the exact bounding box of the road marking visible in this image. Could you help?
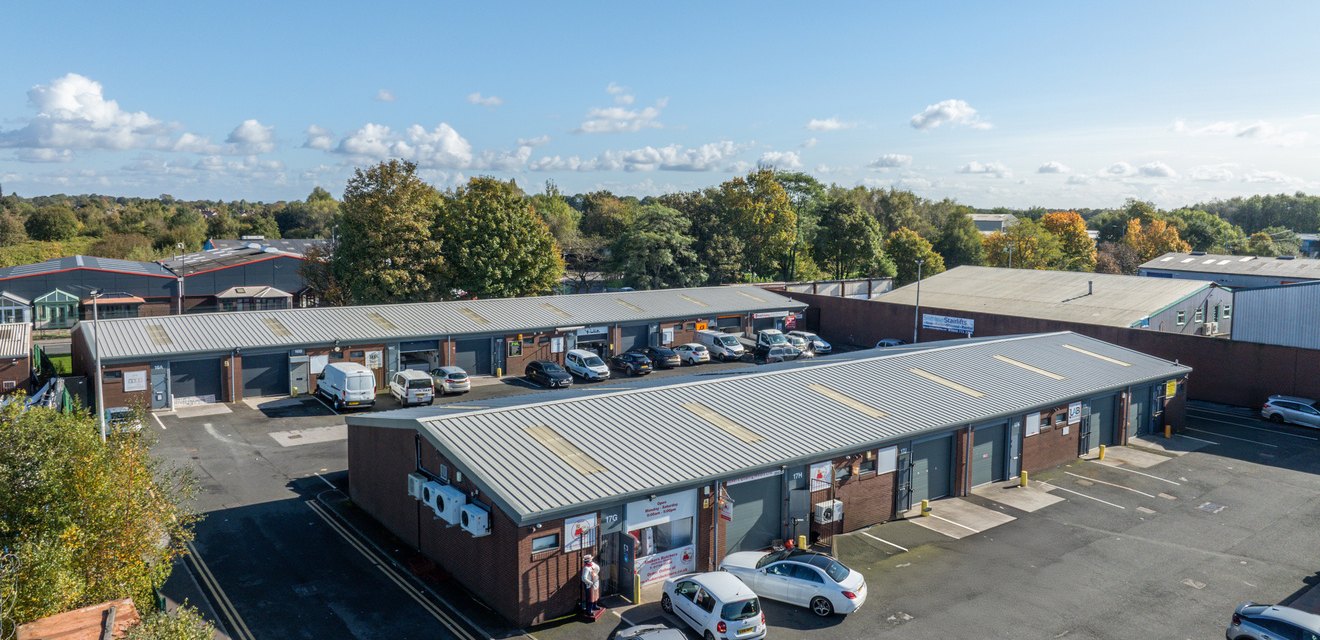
[151,412,166,431]
[1186,427,1278,448]
[1180,433,1221,445]
[305,500,480,640]
[313,472,338,491]
[269,424,347,447]
[1092,462,1182,485]
[185,540,255,640]
[928,513,980,533]
[1189,415,1319,441]
[1188,406,1260,419]
[1065,471,1156,498]
[1038,481,1126,509]
[862,531,910,552]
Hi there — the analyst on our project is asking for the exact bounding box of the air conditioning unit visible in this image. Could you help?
[1209,322,1220,334]
[814,499,843,524]
[1198,323,1216,335]
[420,481,444,513]
[406,473,426,500]
[434,484,467,524]
[460,504,491,537]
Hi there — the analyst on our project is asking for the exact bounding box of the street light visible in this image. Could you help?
[90,289,105,441]
[912,259,924,345]
[1005,245,1014,269]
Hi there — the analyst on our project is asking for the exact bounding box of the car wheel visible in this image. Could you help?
[332,398,342,411]
[810,595,834,617]
[1270,413,1286,424]
[660,593,673,614]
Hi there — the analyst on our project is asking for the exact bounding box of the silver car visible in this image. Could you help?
[720,549,867,617]
[1261,395,1320,428]
[430,366,471,395]
[1227,603,1320,639]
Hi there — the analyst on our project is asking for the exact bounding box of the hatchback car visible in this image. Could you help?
[787,331,832,354]
[105,406,144,433]
[525,361,573,388]
[754,345,800,364]
[430,366,471,395]
[636,346,682,369]
[661,572,766,640]
[564,349,611,381]
[1261,395,1320,428]
[610,352,653,376]
[1227,602,1320,639]
[720,548,867,617]
[875,338,906,348]
[673,343,711,365]
[784,334,814,357]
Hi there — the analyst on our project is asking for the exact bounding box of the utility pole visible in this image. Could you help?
[912,259,924,344]
[90,290,105,441]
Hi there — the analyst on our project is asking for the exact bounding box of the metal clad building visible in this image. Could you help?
[1139,251,1320,288]
[1229,281,1320,350]
[0,256,178,327]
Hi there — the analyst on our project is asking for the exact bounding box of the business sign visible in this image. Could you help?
[1165,379,1178,398]
[365,350,383,369]
[124,370,147,392]
[550,337,565,354]
[1067,401,1082,425]
[923,313,975,335]
[661,327,674,345]
[809,461,833,491]
[625,490,696,531]
[752,311,789,319]
[577,326,609,338]
[718,486,733,522]
[635,544,696,584]
[563,513,597,552]
[727,468,783,486]
[784,313,799,330]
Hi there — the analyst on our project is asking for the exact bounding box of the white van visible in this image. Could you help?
[389,369,435,407]
[697,329,746,361]
[564,349,610,381]
[317,362,376,411]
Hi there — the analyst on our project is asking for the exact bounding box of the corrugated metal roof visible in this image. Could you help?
[0,255,174,280]
[159,246,300,276]
[1140,252,1320,280]
[876,266,1215,327]
[0,322,31,359]
[1230,280,1320,350]
[207,238,326,254]
[348,332,1190,524]
[80,285,806,360]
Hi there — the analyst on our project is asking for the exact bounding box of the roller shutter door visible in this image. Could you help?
[911,434,953,503]
[751,316,777,332]
[971,423,1007,487]
[454,338,492,376]
[1088,395,1118,448]
[170,359,223,404]
[242,352,288,397]
[619,325,650,351]
[716,316,742,330]
[725,475,782,553]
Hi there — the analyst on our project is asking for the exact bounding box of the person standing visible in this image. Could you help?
[581,554,601,613]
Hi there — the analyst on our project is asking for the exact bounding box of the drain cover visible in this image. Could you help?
[1197,501,1226,514]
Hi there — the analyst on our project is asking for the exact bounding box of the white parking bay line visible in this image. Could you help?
[1180,433,1220,446]
[862,531,909,552]
[928,513,979,533]
[1189,414,1319,441]
[1186,427,1278,448]
[1092,461,1181,486]
[1038,481,1126,509]
[1065,471,1156,498]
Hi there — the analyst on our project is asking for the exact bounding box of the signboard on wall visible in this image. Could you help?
[1025,412,1041,437]
[124,370,147,392]
[635,544,695,584]
[365,350,383,369]
[577,326,609,338]
[625,490,696,531]
[1067,401,1082,425]
[922,313,975,334]
[563,513,597,552]
[661,327,674,345]
[1165,379,1178,398]
[809,461,833,491]
[784,313,798,330]
[752,311,789,319]
[718,486,733,521]
[551,337,565,354]
[695,322,708,331]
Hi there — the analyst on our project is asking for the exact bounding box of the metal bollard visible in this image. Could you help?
[496,367,503,378]
[634,573,642,603]
[920,499,931,517]
[1020,470,1029,488]
[798,534,808,550]
[1098,444,1106,461]
[1164,424,1172,439]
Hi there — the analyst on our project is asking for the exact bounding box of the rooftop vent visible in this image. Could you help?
[1189,251,1206,256]
[525,425,606,475]
[1277,255,1296,260]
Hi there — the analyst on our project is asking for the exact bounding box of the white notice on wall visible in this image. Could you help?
[1068,401,1082,425]
[124,370,147,392]
[365,350,383,369]
[563,513,597,552]
[551,337,565,354]
[876,446,898,474]
[1025,413,1041,437]
[809,461,833,491]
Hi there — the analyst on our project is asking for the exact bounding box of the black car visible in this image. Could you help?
[525,360,573,388]
[636,346,681,369]
[754,345,801,364]
[610,352,654,376]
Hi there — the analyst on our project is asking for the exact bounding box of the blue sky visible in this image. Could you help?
[3,1,1319,208]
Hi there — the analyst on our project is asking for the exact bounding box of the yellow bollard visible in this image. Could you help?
[634,573,642,603]
[496,366,503,378]
[1098,444,1106,461]
[1164,424,1172,439]
[291,386,298,397]
[797,534,808,550]
[1020,470,1029,488]
[920,499,931,517]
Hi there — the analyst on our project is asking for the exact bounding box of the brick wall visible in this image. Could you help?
[806,454,899,543]
[505,332,565,377]
[0,358,29,392]
[100,363,152,409]
[1022,405,1081,472]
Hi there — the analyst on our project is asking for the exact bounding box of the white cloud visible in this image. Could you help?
[15,148,73,163]
[758,150,802,170]
[1173,118,1307,146]
[334,122,474,168]
[1243,170,1301,184]
[0,72,177,152]
[805,117,854,132]
[1189,164,1236,182]
[1066,174,1094,185]
[958,160,1011,178]
[910,99,991,131]
[576,86,666,133]
[606,82,635,105]
[172,132,218,154]
[376,89,396,103]
[800,137,817,149]
[226,119,275,154]
[1137,161,1177,178]
[466,92,504,107]
[516,135,551,147]
[303,125,335,151]
[870,154,912,169]
[530,141,741,172]
[1037,161,1070,174]
[1105,162,1135,177]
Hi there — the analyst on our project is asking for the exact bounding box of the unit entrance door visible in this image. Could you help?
[170,359,222,404]
[1127,386,1150,437]
[725,475,783,553]
[241,352,289,397]
[150,363,169,410]
[454,338,492,376]
[1087,395,1118,449]
[971,423,1007,487]
[911,434,954,503]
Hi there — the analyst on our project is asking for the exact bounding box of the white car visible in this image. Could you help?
[787,331,831,354]
[673,343,711,365]
[389,370,435,407]
[430,366,471,395]
[564,349,611,381]
[720,549,867,617]
[661,572,766,640]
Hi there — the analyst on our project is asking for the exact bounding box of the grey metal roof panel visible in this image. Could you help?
[348,332,1190,524]
[877,266,1216,327]
[0,322,30,359]
[159,246,301,276]
[0,255,174,280]
[1230,281,1320,349]
[83,285,807,360]
[207,238,326,254]
[1140,252,1320,280]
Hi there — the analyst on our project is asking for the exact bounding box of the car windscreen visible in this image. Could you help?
[407,379,433,389]
[584,356,605,366]
[348,375,374,391]
[812,557,851,582]
[766,334,787,345]
[720,597,760,621]
[718,336,739,346]
[542,363,565,373]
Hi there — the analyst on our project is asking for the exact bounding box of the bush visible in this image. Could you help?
[126,603,215,640]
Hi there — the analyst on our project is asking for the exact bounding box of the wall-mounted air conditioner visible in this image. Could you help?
[420,481,444,513]
[460,504,490,537]
[814,499,843,524]
[435,484,467,524]
[407,473,426,500]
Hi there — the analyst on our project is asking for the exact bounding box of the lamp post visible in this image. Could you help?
[912,259,924,344]
[1005,245,1014,269]
[90,289,105,441]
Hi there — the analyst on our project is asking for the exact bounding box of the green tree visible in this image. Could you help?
[886,227,945,286]
[578,191,635,239]
[237,212,280,239]
[657,189,745,284]
[716,169,797,279]
[812,198,892,280]
[529,183,580,249]
[1245,231,1278,256]
[1039,211,1097,271]
[276,188,339,238]
[933,209,984,268]
[1122,217,1190,262]
[1095,241,1142,274]
[1092,199,1159,244]
[299,242,351,306]
[91,233,156,260]
[1166,208,1246,253]
[983,219,1064,270]
[772,171,826,281]
[1255,226,1301,255]
[0,404,201,627]
[609,205,705,289]
[0,214,28,246]
[205,212,240,239]
[334,160,444,304]
[25,205,81,241]
[436,177,564,298]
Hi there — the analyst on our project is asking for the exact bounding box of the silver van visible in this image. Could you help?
[389,369,435,407]
[697,329,745,362]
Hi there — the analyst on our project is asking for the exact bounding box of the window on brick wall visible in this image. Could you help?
[531,533,559,554]
[859,454,876,474]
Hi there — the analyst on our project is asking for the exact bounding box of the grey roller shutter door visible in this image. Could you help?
[1089,395,1118,446]
[725,476,782,553]
[454,338,492,375]
[619,325,649,351]
[170,359,223,403]
[971,423,1006,487]
[242,352,289,397]
[911,434,953,502]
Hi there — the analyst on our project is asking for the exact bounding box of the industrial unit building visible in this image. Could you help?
[0,322,31,392]
[70,285,805,409]
[159,244,311,313]
[0,256,179,328]
[877,266,1233,336]
[1139,251,1320,288]
[1229,281,1320,350]
[345,331,1189,627]
[203,237,327,254]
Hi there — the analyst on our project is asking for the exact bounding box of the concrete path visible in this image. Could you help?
[1129,434,1209,456]
[905,498,1016,540]
[1092,445,1173,469]
[971,481,1065,513]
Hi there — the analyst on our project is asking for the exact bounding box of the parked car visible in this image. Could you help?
[875,338,906,348]
[697,329,746,361]
[756,329,789,350]
[720,548,867,617]
[525,361,573,388]
[105,406,143,433]
[787,330,832,354]
[612,624,687,640]
[1261,395,1320,428]
[610,352,653,376]
[388,369,435,407]
[564,349,611,381]
[430,366,471,395]
[661,572,766,640]
[673,343,711,365]
[754,344,800,364]
[636,346,681,369]
[316,362,376,411]
[1227,602,1320,639]
[784,334,813,357]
